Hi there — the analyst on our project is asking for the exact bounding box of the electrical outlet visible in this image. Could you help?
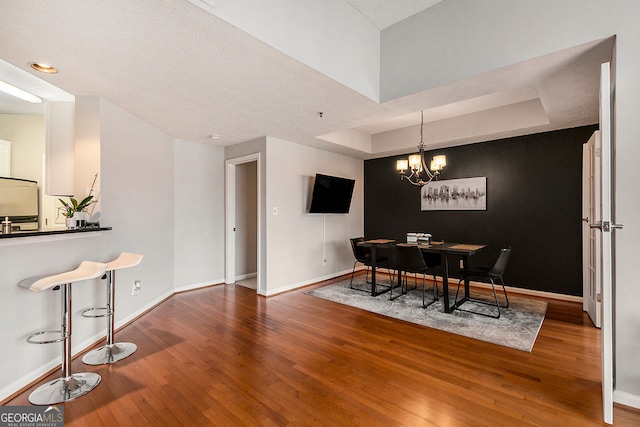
[132,280,141,296]
[459,260,464,269]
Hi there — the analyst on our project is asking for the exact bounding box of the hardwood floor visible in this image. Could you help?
[5,273,640,426]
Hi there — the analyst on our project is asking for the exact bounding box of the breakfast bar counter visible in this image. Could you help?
[0,227,112,246]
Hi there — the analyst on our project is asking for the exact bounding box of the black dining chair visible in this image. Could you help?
[454,247,511,318]
[391,244,439,307]
[349,237,393,292]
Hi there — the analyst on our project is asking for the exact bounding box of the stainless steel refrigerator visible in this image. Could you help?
[0,177,38,232]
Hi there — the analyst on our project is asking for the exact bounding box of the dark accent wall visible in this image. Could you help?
[364,125,598,296]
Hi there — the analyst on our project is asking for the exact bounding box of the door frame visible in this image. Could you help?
[225,153,263,294]
[599,61,614,425]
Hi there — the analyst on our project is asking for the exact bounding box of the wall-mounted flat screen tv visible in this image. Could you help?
[309,173,355,214]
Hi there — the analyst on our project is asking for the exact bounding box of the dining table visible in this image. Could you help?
[358,239,486,313]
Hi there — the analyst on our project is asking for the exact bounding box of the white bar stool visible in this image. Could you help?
[81,252,143,365]
[18,261,108,405]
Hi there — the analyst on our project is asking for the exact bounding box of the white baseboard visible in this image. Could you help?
[346,270,582,303]
[0,359,61,404]
[174,278,225,293]
[259,268,581,303]
[74,289,175,351]
[262,267,356,296]
[463,279,582,303]
[614,390,640,410]
[235,272,257,281]
[153,270,579,304]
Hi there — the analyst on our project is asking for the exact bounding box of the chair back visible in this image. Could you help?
[350,237,370,263]
[392,245,427,274]
[489,247,511,276]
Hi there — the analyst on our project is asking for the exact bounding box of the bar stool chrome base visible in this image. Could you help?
[18,261,108,406]
[29,372,101,405]
[81,253,143,366]
[82,342,137,365]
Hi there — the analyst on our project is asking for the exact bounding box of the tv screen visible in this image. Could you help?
[309,173,355,214]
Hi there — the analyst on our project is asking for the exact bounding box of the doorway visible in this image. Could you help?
[225,153,262,294]
[234,161,258,290]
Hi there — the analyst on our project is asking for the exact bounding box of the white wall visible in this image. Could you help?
[382,0,618,102]
[98,98,175,310]
[265,137,363,294]
[74,97,101,222]
[225,136,363,295]
[173,138,225,291]
[189,0,381,101]
[381,0,640,405]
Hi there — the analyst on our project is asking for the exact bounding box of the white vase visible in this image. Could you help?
[65,217,76,230]
[73,211,86,229]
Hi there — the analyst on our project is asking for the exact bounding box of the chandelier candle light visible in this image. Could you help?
[396,110,446,186]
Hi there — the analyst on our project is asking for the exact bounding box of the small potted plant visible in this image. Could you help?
[58,195,95,229]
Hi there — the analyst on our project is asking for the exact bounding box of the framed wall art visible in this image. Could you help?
[420,177,487,211]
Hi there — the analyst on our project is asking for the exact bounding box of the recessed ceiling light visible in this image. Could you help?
[29,62,58,74]
[209,134,221,140]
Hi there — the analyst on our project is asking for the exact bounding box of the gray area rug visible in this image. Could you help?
[307,276,547,352]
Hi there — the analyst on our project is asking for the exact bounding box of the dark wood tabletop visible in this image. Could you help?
[360,239,487,312]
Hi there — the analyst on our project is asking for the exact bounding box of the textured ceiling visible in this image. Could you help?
[0,1,612,159]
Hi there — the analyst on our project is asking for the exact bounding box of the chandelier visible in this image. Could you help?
[395,110,446,186]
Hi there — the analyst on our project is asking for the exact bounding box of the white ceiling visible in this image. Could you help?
[346,0,443,29]
[0,1,612,160]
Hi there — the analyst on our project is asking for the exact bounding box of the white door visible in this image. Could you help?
[594,61,620,425]
[582,131,601,327]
